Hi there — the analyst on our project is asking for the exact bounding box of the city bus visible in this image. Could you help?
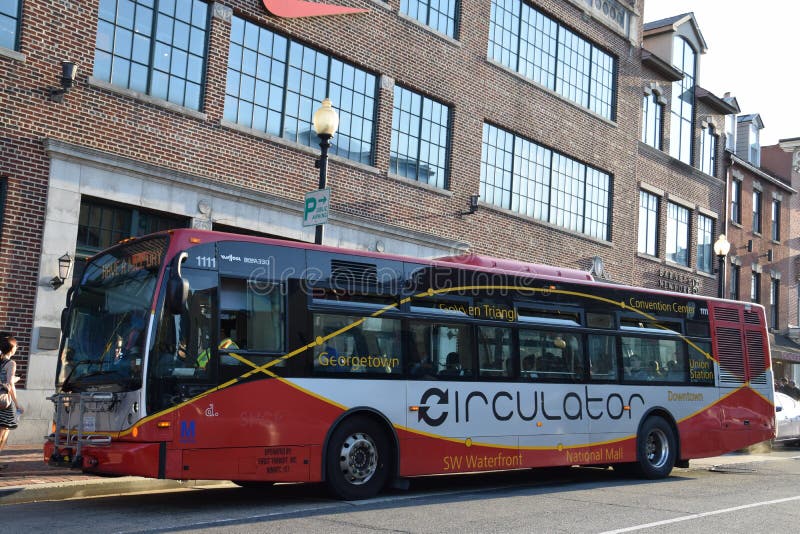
[45,229,775,499]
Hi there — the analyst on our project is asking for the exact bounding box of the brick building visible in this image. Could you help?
[761,139,800,381]
[0,1,745,441]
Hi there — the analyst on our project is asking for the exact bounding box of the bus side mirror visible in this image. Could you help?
[166,276,188,315]
[60,307,70,333]
[65,285,76,308]
[166,251,189,315]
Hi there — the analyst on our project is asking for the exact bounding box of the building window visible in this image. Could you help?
[487,0,616,120]
[641,93,663,149]
[76,197,189,258]
[749,123,760,166]
[731,178,742,224]
[729,264,740,301]
[400,0,457,38]
[669,37,696,165]
[666,202,689,266]
[725,114,736,151]
[94,0,210,110]
[696,214,713,273]
[772,199,781,241]
[480,123,611,240]
[390,86,450,188]
[224,17,377,165]
[699,125,717,176]
[0,0,21,51]
[752,190,762,234]
[751,271,761,303]
[638,190,659,256]
[770,278,780,329]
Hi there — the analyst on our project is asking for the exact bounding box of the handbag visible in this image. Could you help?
[0,361,11,410]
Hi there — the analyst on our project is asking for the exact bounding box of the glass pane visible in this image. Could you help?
[313,315,402,375]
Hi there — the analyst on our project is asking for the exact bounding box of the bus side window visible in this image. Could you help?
[407,321,473,379]
[519,329,583,382]
[313,315,402,375]
[478,326,512,378]
[588,334,617,381]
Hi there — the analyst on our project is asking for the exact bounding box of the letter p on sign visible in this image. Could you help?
[304,197,316,218]
[303,188,330,227]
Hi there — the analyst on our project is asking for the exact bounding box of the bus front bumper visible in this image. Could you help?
[45,440,163,478]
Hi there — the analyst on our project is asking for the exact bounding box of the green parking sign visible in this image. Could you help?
[303,188,331,227]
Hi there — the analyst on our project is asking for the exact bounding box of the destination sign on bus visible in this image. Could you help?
[626,297,704,319]
[437,303,516,322]
[101,250,160,280]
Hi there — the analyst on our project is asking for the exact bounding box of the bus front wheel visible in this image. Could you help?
[326,416,390,500]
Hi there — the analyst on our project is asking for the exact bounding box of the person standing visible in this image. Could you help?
[0,336,24,468]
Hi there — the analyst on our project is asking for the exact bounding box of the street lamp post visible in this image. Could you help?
[713,234,731,298]
[312,98,339,245]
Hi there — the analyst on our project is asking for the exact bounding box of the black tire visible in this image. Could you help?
[636,417,676,479]
[326,416,390,500]
[232,480,275,489]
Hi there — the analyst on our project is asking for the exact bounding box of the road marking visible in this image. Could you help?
[600,495,800,533]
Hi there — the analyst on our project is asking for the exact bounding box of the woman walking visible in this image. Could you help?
[0,336,24,468]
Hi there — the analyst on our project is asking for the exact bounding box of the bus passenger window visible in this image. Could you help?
[407,321,473,379]
[588,334,617,381]
[219,278,285,355]
[622,337,681,383]
[519,330,584,381]
[478,326,512,378]
[312,315,402,375]
[688,342,712,385]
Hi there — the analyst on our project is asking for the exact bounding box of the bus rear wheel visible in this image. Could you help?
[637,416,676,479]
[326,416,390,500]
[614,417,676,478]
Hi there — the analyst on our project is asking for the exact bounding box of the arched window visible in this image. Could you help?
[669,37,696,164]
[642,89,664,149]
[700,123,717,176]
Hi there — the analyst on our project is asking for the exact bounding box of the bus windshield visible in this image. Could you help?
[57,236,168,392]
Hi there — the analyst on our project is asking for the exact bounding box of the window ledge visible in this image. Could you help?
[0,46,25,62]
[478,201,612,247]
[664,260,693,273]
[696,269,716,279]
[636,252,661,264]
[485,58,616,127]
[385,172,453,197]
[87,77,208,121]
[219,119,382,177]
[397,12,462,47]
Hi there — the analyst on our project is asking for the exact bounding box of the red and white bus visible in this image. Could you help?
[45,229,774,499]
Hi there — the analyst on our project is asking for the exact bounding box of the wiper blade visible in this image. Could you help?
[61,360,105,389]
[79,369,127,380]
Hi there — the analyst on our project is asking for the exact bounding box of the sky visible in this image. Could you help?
[643,1,798,146]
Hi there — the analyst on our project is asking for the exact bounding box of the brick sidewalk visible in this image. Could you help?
[0,444,96,489]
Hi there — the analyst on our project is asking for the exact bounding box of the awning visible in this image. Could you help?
[771,333,800,363]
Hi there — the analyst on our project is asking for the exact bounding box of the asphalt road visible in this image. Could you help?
[6,448,800,533]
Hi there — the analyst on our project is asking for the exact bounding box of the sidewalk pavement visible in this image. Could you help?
[0,444,791,506]
[0,444,229,505]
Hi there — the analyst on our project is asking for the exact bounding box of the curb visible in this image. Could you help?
[0,477,233,505]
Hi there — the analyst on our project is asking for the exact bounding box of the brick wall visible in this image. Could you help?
[0,0,737,385]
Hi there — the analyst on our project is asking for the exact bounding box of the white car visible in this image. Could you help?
[774,391,800,445]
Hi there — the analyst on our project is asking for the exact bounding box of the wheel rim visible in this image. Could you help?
[338,432,378,486]
[645,428,670,469]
